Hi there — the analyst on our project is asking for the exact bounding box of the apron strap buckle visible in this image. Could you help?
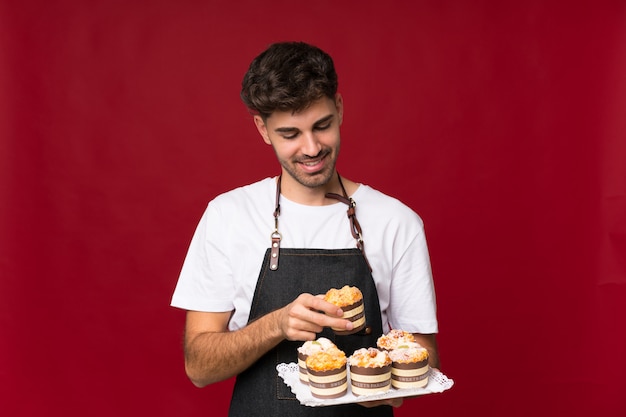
[270,231,281,270]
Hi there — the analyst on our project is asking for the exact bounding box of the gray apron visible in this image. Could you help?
[228,176,393,417]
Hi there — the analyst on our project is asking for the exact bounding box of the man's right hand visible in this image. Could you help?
[274,293,353,341]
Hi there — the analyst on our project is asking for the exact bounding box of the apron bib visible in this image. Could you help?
[228,176,393,417]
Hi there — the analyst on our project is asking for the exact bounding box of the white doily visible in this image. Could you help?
[277,362,454,407]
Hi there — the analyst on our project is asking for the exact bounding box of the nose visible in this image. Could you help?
[301,131,322,158]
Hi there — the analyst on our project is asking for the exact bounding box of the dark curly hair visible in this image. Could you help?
[240,42,338,119]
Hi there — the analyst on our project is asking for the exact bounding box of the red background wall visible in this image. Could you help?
[1,1,625,416]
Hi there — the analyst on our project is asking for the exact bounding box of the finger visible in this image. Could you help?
[305,295,344,317]
[288,316,325,334]
[357,400,385,408]
[388,398,404,408]
[291,303,353,331]
[358,398,403,408]
[280,314,323,341]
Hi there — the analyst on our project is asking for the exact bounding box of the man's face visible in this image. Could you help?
[254,95,343,190]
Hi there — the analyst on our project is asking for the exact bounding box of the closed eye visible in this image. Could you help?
[313,115,334,131]
[276,129,300,139]
[314,122,331,131]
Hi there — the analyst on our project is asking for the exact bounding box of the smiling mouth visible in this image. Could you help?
[297,156,327,173]
[301,159,322,166]
[298,151,329,167]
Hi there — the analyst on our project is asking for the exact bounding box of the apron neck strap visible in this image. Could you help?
[325,174,371,272]
[272,173,372,272]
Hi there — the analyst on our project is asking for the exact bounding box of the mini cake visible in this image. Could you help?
[297,337,336,384]
[376,329,416,351]
[306,347,348,399]
[324,285,365,335]
[388,342,430,389]
[348,348,392,396]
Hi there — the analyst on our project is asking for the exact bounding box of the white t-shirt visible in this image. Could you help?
[171,177,438,334]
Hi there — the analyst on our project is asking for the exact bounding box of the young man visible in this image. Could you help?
[171,42,439,416]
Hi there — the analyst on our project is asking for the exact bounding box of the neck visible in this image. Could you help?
[278,172,346,206]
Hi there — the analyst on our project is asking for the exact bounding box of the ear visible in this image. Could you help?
[253,115,271,145]
[335,93,344,125]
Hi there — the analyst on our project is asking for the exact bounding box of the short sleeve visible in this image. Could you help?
[387,218,438,334]
[170,202,236,312]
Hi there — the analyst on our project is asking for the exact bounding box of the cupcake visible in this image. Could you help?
[324,285,365,335]
[297,337,336,384]
[388,342,430,389]
[306,347,348,399]
[376,329,416,351]
[348,348,392,396]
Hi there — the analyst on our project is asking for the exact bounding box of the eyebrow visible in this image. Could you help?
[273,114,335,134]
